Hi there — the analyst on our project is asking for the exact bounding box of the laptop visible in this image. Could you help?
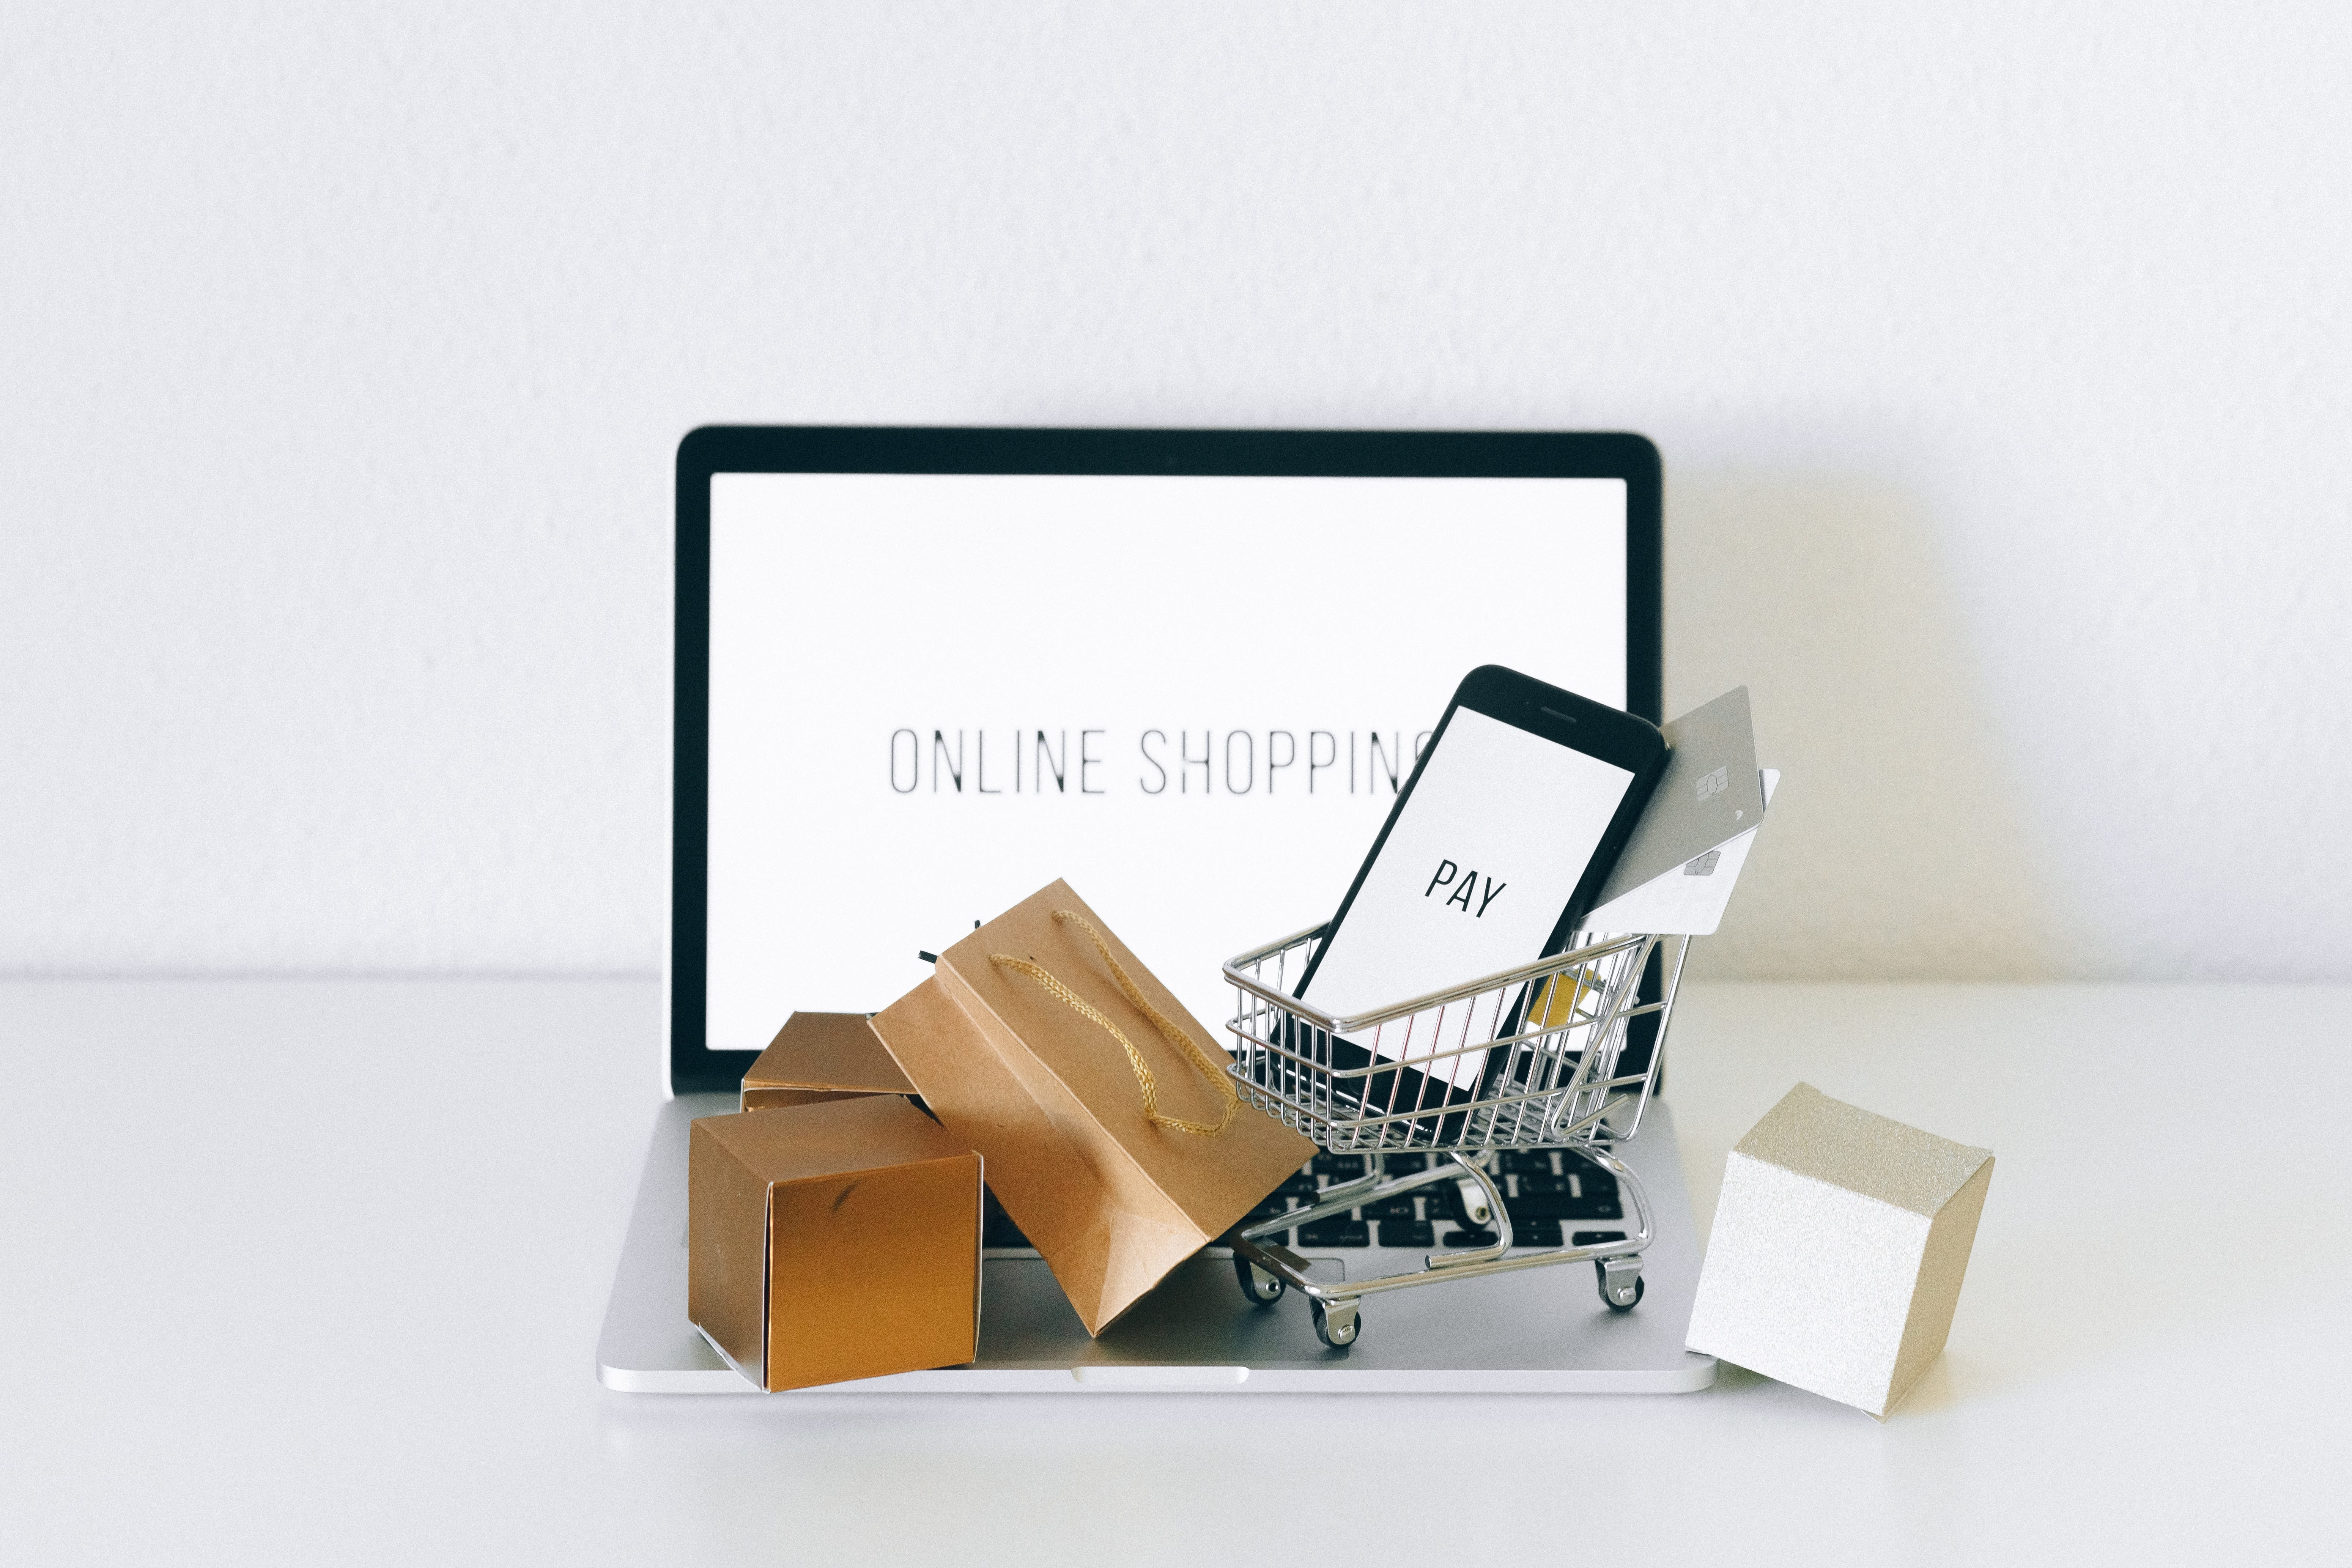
[597,427,1718,1393]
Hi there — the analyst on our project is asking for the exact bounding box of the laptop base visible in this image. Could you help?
[597,1097,1716,1394]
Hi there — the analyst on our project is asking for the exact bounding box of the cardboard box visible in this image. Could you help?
[688,1095,982,1392]
[871,878,1315,1337]
[1685,1083,1993,1419]
[740,1010,916,1111]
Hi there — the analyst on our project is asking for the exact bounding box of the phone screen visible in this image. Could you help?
[1299,705,1638,1089]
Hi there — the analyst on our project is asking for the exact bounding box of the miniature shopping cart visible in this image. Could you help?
[1219,923,1691,1349]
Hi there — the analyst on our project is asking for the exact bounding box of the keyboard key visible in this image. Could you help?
[1440,1228,1500,1248]
[1509,1193,1625,1220]
[1360,1195,1418,1220]
[1513,1172,1571,1196]
[1573,1230,1628,1246]
[1513,1217,1563,1247]
[1559,1153,1619,1195]
[1311,1154,1368,1180]
[1244,1196,1290,1223]
[1498,1151,1557,1175]
[1377,1220,1435,1249]
[1297,1217,1370,1247]
[1276,1172,1319,1200]
[1382,1153,1431,1175]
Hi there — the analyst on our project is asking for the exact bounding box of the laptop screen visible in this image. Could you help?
[680,433,1656,1086]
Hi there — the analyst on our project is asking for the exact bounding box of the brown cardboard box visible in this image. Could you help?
[687,1095,982,1392]
[740,1011,916,1111]
[871,878,1315,1336]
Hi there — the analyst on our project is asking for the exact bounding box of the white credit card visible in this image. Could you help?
[1583,688,1774,937]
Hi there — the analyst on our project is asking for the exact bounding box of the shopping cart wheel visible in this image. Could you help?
[1595,1258,1645,1311]
[1311,1298,1361,1349]
[1233,1256,1286,1305]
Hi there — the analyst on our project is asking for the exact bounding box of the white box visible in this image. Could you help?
[1685,1083,1993,1418]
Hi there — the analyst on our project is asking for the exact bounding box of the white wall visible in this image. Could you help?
[5,3,2346,980]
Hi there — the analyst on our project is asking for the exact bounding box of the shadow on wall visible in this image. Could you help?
[1666,471,2064,981]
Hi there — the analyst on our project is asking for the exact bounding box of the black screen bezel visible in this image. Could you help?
[671,426,1662,1096]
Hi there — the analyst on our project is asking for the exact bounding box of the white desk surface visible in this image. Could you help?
[3,978,2344,1565]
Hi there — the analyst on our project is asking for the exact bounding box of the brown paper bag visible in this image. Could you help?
[871,878,1315,1335]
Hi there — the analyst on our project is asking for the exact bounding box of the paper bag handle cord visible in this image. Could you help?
[989,910,1241,1137]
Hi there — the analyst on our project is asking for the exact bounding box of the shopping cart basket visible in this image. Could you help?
[1219,922,1692,1349]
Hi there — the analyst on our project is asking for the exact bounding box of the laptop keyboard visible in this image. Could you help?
[981,1150,1626,1253]
[1262,1150,1623,1248]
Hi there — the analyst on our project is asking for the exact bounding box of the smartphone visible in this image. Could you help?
[1291,665,1669,1126]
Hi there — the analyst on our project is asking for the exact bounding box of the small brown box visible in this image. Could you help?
[688,1096,982,1392]
[740,1011,918,1111]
